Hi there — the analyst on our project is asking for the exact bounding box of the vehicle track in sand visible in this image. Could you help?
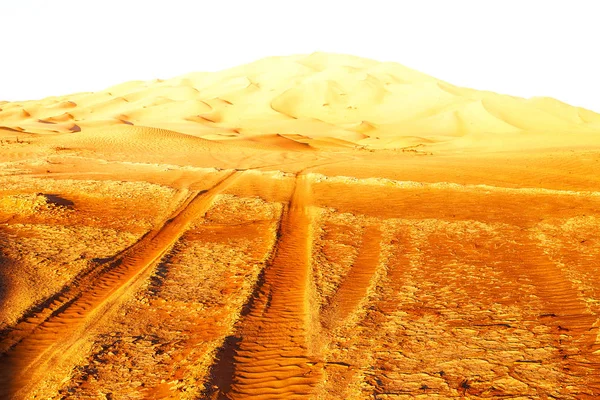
[0,171,239,400]
[206,173,322,399]
[359,221,600,398]
[321,224,382,330]
[503,229,600,396]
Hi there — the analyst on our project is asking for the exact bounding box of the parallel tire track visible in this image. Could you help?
[208,174,322,399]
[0,171,238,400]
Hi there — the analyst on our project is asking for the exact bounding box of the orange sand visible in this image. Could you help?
[0,53,599,399]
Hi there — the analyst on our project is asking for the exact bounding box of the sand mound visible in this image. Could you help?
[45,112,74,123]
[61,100,77,108]
[59,125,212,147]
[342,120,377,133]
[51,125,229,164]
[67,123,81,132]
[49,100,77,109]
[0,126,25,133]
[229,134,314,151]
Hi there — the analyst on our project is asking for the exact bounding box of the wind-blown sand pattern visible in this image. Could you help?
[1,53,600,399]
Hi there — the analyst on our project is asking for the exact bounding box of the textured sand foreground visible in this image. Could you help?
[1,53,600,399]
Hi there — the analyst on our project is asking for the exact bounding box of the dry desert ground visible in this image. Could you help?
[1,53,600,399]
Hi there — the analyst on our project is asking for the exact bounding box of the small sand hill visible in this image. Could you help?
[1,52,599,149]
[44,124,315,170]
[226,133,315,152]
[53,125,219,153]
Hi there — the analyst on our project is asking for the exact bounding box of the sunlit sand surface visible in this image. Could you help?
[1,53,599,399]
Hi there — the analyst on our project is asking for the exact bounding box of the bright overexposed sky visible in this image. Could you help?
[1,0,599,111]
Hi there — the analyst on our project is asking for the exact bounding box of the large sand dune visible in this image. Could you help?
[2,52,599,149]
[1,53,600,399]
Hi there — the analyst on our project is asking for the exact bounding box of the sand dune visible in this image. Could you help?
[2,52,598,150]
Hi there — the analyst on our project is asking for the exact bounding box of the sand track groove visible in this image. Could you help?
[207,174,322,399]
[508,230,600,393]
[321,225,382,329]
[0,171,239,400]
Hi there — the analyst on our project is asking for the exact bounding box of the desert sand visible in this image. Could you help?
[0,52,600,399]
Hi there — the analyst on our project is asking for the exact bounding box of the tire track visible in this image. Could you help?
[508,228,600,395]
[206,174,322,399]
[337,220,600,398]
[321,224,382,329]
[428,223,600,396]
[422,224,600,397]
[0,189,190,353]
[533,221,600,358]
[0,171,239,400]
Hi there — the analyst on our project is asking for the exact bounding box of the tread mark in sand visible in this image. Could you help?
[0,171,238,400]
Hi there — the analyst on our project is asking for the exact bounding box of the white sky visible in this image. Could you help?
[1,0,599,111]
